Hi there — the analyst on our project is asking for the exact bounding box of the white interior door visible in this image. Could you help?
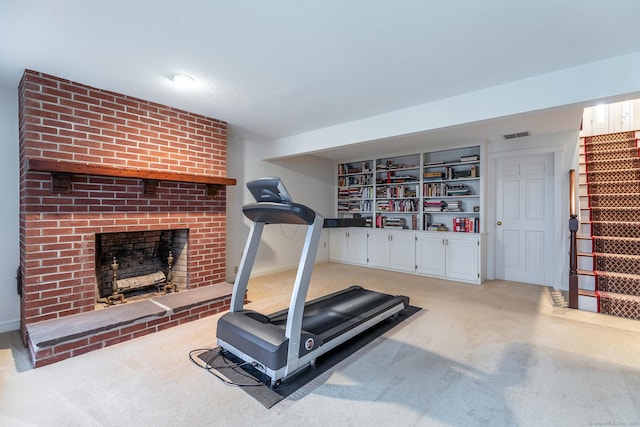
[495,153,554,285]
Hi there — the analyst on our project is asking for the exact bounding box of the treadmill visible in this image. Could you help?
[216,177,409,387]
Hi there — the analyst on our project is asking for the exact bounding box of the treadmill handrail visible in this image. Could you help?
[282,212,323,375]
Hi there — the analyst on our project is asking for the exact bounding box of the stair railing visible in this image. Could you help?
[568,169,578,308]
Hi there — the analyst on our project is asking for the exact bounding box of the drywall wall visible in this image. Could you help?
[0,86,20,332]
[226,134,334,282]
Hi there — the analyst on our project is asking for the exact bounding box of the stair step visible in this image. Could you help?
[577,253,593,270]
[580,156,640,170]
[585,193,640,208]
[582,141,639,154]
[594,271,640,296]
[592,235,640,256]
[583,147,639,162]
[577,273,595,291]
[577,289,640,319]
[591,221,640,238]
[585,169,640,183]
[593,253,640,275]
[583,131,638,146]
[578,292,598,312]
[597,291,640,320]
[586,181,640,195]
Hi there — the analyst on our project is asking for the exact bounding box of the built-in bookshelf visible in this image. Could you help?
[423,146,481,233]
[337,160,374,225]
[336,145,482,233]
[374,154,420,230]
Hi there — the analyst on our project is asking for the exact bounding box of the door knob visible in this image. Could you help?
[497,221,502,226]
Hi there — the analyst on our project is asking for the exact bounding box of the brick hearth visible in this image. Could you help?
[18,70,235,367]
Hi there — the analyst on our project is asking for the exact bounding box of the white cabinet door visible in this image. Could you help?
[415,234,446,277]
[389,231,416,273]
[347,228,369,265]
[367,230,390,268]
[445,234,479,283]
[329,229,348,262]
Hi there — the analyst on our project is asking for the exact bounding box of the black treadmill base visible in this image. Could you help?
[201,305,421,408]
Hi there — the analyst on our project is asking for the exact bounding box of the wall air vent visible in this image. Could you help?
[503,131,531,140]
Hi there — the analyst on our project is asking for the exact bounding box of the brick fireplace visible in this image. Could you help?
[18,70,235,367]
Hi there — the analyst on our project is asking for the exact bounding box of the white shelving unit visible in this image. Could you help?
[332,144,486,285]
[373,153,421,230]
[423,146,481,233]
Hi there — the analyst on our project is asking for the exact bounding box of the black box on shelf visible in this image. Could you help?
[323,218,367,228]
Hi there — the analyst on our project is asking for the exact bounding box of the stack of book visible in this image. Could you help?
[338,188,350,200]
[446,184,470,196]
[427,223,448,231]
[444,201,462,212]
[383,217,406,229]
[424,200,445,212]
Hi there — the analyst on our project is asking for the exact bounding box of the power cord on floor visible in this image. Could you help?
[188,348,265,388]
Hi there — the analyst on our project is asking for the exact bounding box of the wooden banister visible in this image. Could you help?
[568,169,578,309]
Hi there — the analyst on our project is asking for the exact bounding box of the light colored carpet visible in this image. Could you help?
[1,262,639,426]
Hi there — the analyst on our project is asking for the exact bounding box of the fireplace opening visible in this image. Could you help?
[95,229,189,306]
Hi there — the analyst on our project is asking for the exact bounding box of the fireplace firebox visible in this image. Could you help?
[95,229,188,304]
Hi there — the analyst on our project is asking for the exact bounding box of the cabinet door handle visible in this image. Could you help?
[496,221,502,226]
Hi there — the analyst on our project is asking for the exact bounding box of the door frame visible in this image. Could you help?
[487,147,564,288]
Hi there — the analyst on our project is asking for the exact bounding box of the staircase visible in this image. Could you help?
[577,130,640,320]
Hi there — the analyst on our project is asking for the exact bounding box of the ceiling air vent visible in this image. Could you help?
[503,131,531,140]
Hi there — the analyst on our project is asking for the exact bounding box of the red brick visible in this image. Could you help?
[35,351,72,368]
[55,338,89,353]
[73,342,104,357]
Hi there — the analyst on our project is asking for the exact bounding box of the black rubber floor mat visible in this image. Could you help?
[195,305,421,408]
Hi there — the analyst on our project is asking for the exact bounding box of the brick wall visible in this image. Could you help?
[18,70,230,345]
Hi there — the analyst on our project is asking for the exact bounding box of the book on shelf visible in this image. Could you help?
[424,200,446,212]
[452,217,479,233]
[376,216,407,229]
[444,200,462,210]
[423,171,444,180]
[460,155,479,162]
[427,223,448,231]
[383,217,406,229]
[424,213,431,227]
[445,184,470,196]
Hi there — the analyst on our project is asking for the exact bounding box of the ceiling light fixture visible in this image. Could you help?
[170,73,195,86]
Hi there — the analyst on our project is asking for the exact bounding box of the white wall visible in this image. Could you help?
[0,86,20,332]
[226,134,334,282]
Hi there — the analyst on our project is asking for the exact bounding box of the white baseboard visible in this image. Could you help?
[226,258,330,283]
[0,319,20,334]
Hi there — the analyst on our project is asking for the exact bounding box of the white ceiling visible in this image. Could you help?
[1,1,640,157]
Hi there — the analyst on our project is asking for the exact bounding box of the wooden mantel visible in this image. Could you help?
[27,158,236,196]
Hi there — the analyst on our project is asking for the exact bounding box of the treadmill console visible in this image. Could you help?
[247,177,292,203]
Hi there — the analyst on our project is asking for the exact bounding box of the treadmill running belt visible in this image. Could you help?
[270,288,397,336]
